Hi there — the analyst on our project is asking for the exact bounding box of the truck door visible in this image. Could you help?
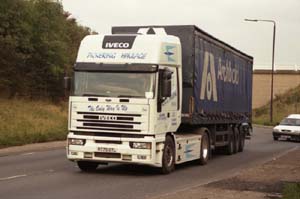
[157,66,179,132]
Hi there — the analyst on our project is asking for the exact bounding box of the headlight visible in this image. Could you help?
[68,138,85,145]
[273,129,280,133]
[130,142,151,149]
[294,130,300,134]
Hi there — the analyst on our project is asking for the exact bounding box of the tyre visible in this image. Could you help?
[199,132,210,165]
[77,161,99,172]
[226,134,234,155]
[161,136,175,174]
[238,127,245,152]
[233,127,239,154]
[273,136,279,141]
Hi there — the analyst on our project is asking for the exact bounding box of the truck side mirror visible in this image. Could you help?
[64,76,71,91]
[161,69,172,98]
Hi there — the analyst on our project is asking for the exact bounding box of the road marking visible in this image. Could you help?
[22,152,35,156]
[271,146,299,161]
[0,174,27,181]
[0,168,58,182]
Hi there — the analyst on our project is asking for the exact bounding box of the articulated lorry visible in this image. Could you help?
[66,25,253,174]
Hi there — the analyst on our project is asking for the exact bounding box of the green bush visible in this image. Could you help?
[282,183,300,199]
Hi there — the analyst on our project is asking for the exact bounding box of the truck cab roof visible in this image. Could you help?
[76,34,182,66]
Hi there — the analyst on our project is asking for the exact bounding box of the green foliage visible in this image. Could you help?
[282,183,300,199]
[0,0,91,99]
[253,85,300,126]
[0,99,67,148]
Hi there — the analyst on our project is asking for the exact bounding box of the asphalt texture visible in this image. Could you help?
[0,127,298,199]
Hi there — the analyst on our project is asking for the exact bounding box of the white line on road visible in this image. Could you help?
[0,168,58,182]
[0,174,27,181]
[22,152,35,156]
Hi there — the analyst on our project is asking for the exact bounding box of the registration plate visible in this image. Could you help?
[97,147,116,153]
[280,135,291,139]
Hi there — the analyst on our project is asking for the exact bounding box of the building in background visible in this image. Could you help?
[253,65,300,109]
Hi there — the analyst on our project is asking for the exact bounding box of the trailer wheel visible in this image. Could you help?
[161,136,175,174]
[238,127,245,152]
[199,132,210,165]
[233,127,239,154]
[226,134,234,155]
[77,161,99,172]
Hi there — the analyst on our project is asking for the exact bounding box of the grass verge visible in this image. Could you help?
[0,98,67,148]
[253,85,300,126]
[283,183,300,199]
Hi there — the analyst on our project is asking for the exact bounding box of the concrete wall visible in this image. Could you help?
[253,70,300,109]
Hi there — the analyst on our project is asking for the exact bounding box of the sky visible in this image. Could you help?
[62,0,300,69]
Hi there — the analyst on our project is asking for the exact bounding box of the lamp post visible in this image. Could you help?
[245,19,276,123]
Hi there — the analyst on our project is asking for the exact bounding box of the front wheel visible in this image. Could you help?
[77,161,99,172]
[199,132,210,165]
[161,136,175,174]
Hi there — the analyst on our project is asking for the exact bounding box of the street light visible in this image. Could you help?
[245,18,276,123]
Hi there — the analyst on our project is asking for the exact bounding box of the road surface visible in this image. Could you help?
[0,127,298,199]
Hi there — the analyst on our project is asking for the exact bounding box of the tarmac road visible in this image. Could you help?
[0,127,298,199]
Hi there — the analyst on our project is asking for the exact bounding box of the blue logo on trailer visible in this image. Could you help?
[164,46,175,62]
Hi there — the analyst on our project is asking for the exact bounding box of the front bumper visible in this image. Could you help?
[66,133,164,167]
[273,132,300,140]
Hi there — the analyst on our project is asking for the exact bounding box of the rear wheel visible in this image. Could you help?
[233,127,239,154]
[226,134,234,155]
[238,127,245,152]
[77,161,99,172]
[161,136,175,174]
[199,132,210,165]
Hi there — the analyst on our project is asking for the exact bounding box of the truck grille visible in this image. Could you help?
[74,112,145,133]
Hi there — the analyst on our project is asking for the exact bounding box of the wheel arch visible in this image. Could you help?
[196,127,211,145]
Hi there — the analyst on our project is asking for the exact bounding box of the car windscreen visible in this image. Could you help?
[279,118,300,126]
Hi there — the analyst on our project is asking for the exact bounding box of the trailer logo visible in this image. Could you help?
[217,58,239,85]
[200,52,218,102]
[164,45,175,62]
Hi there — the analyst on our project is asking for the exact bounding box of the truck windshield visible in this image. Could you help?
[73,72,155,98]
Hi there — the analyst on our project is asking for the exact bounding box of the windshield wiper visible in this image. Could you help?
[82,93,109,97]
[117,95,143,98]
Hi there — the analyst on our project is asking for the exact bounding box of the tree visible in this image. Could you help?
[0,0,91,99]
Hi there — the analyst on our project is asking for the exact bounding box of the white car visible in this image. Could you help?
[273,114,300,141]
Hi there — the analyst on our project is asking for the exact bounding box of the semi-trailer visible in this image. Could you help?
[66,25,253,174]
